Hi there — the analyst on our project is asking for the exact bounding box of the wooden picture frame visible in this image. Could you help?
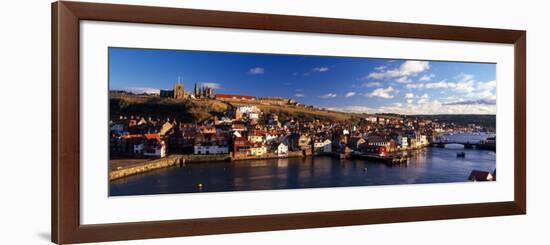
[51,1,526,244]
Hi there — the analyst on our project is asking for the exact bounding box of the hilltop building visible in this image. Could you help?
[215,94,257,101]
[160,81,186,99]
[160,81,215,99]
[193,82,215,99]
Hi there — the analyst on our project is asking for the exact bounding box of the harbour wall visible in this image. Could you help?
[109,155,185,181]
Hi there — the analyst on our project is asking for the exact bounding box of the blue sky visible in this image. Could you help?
[109,47,496,115]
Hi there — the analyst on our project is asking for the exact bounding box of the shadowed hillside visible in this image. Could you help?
[109,93,363,123]
[110,94,230,122]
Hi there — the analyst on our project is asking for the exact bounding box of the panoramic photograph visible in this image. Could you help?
[108,47,497,196]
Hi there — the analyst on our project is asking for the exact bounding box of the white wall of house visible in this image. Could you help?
[314,139,332,153]
[248,135,264,143]
[143,144,166,158]
[276,143,288,156]
[400,136,409,149]
[250,146,267,156]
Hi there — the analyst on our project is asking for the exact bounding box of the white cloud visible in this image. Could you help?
[312,67,329,72]
[367,86,397,99]
[248,67,265,75]
[406,83,424,89]
[396,76,412,83]
[123,87,160,95]
[477,80,497,90]
[405,93,415,99]
[419,74,435,81]
[362,82,382,87]
[420,80,475,93]
[374,65,386,71]
[329,99,495,115]
[456,73,474,83]
[319,93,337,99]
[367,61,430,80]
[202,82,222,89]
[327,106,376,113]
[344,92,357,98]
[295,93,305,97]
[407,99,414,104]
[417,94,429,104]
[378,99,495,115]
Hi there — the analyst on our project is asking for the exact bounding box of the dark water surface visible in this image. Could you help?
[110,146,496,196]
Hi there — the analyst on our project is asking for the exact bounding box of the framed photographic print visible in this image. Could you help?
[52,1,526,244]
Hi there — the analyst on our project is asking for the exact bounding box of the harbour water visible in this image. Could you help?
[110,144,496,196]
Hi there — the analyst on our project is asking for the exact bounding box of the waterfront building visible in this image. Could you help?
[314,139,332,153]
[250,144,267,156]
[298,134,312,150]
[276,142,289,157]
[143,134,166,158]
[194,145,229,155]
[233,137,254,157]
[348,136,366,150]
[361,145,388,157]
[399,136,409,149]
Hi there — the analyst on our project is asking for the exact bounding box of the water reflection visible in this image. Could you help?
[110,147,496,196]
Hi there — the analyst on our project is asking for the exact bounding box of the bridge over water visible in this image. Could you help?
[430,140,495,150]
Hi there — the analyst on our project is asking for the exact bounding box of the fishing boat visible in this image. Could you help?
[457,152,466,158]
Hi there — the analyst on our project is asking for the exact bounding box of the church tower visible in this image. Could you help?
[173,81,185,100]
[194,82,199,98]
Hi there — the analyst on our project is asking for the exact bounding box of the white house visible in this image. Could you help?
[314,139,332,153]
[250,145,267,156]
[248,134,264,144]
[248,112,260,120]
[419,135,429,146]
[143,134,166,158]
[143,142,166,158]
[399,136,409,149]
[276,143,288,157]
[265,134,278,142]
[194,145,229,155]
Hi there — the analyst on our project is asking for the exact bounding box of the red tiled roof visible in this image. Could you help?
[144,133,161,141]
[121,134,144,140]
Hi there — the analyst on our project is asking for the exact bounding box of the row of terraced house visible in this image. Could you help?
[109,106,449,160]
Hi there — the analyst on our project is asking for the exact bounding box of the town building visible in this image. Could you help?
[314,139,332,153]
[276,142,289,157]
[143,134,167,158]
[160,82,186,99]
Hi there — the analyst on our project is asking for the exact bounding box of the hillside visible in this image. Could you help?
[110,94,230,122]
[109,93,362,123]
